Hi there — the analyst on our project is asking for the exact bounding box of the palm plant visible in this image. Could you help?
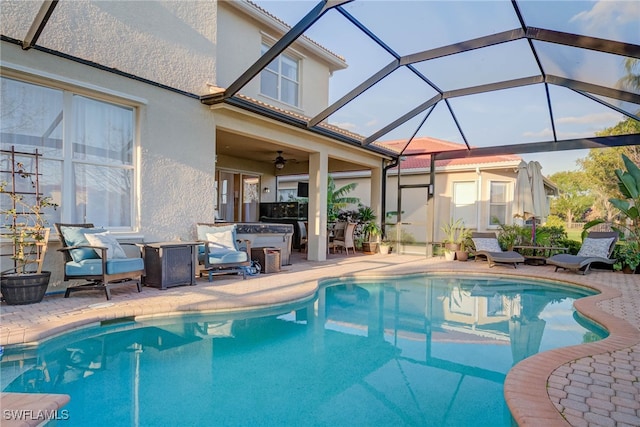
[327,176,359,222]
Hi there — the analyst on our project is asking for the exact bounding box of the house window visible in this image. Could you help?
[1,77,135,229]
[260,43,299,107]
[489,181,508,226]
[452,181,477,228]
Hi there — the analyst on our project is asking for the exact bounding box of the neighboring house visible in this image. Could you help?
[0,0,389,288]
[280,137,558,255]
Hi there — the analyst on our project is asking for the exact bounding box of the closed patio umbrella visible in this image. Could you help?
[526,161,549,243]
[513,161,535,225]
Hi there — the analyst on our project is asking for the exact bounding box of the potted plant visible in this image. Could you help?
[440,218,464,260]
[1,149,57,305]
[455,228,472,261]
[613,241,640,274]
[379,238,392,255]
[357,205,381,254]
[362,221,382,254]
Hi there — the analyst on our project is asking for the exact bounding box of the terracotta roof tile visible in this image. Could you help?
[376,137,521,170]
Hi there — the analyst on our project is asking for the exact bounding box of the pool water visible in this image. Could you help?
[1,275,605,426]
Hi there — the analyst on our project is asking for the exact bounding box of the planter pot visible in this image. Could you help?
[444,250,455,261]
[622,265,636,274]
[1,271,51,305]
[379,245,392,255]
[455,251,469,261]
[362,242,379,254]
[444,243,460,252]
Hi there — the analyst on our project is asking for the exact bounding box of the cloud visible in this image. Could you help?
[332,121,358,132]
[522,128,555,138]
[556,111,622,125]
[570,1,640,30]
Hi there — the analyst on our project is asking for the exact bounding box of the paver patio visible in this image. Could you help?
[1,253,639,426]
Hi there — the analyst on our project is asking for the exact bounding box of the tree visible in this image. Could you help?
[618,58,640,93]
[548,171,594,226]
[578,116,640,219]
[326,176,359,222]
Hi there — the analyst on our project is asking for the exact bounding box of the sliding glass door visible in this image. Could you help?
[215,170,260,223]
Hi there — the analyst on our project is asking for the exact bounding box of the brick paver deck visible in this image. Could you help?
[1,253,639,426]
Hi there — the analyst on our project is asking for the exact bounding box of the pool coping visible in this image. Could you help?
[1,255,639,426]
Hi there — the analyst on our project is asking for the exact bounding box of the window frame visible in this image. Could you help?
[260,42,301,108]
[0,75,139,232]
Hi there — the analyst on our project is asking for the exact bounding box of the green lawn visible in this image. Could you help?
[566,228,582,242]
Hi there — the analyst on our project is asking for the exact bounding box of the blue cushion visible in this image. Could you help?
[60,226,104,262]
[65,258,144,276]
[207,250,248,265]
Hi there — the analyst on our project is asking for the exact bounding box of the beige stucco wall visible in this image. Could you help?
[1,41,216,290]
[322,165,520,247]
[0,0,219,95]
[216,1,334,117]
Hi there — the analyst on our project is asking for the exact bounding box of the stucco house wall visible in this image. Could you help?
[216,1,339,116]
[1,0,219,95]
[1,41,216,290]
[0,0,384,291]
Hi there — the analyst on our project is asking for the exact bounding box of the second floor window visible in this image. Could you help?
[260,43,299,107]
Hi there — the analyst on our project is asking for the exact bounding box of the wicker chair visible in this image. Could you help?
[55,223,144,300]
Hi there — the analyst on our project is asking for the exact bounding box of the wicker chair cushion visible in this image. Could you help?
[65,257,144,276]
[577,237,615,258]
[472,237,503,253]
[59,226,104,262]
[85,231,128,260]
[206,225,238,255]
[206,250,248,265]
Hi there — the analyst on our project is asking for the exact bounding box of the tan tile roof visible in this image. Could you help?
[246,0,346,63]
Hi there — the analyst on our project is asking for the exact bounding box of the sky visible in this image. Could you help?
[252,0,639,177]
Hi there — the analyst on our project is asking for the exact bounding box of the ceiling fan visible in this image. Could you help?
[273,151,287,170]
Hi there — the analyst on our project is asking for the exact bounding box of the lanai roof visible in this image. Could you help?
[207,0,639,162]
[2,0,638,164]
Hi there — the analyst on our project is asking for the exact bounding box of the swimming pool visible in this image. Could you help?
[1,275,605,426]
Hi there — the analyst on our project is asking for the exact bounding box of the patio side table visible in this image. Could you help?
[142,241,198,289]
[513,245,568,266]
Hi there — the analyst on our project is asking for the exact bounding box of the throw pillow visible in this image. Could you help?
[84,231,129,260]
[577,237,614,258]
[59,226,103,262]
[472,237,503,253]
[206,225,237,254]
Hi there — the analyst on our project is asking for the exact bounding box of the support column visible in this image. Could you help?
[370,165,383,227]
[307,151,328,261]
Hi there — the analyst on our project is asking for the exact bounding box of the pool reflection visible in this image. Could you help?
[1,276,604,426]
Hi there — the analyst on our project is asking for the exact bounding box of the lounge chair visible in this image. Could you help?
[196,223,250,281]
[546,231,618,275]
[471,232,525,268]
[55,223,144,300]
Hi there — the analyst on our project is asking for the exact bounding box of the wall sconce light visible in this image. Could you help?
[263,187,270,193]
[427,183,434,196]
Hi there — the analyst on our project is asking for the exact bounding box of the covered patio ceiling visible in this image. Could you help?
[204,0,639,162]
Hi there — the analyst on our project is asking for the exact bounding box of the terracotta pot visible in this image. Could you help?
[455,251,469,261]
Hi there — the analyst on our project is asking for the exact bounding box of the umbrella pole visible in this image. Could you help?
[531,217,536,245]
